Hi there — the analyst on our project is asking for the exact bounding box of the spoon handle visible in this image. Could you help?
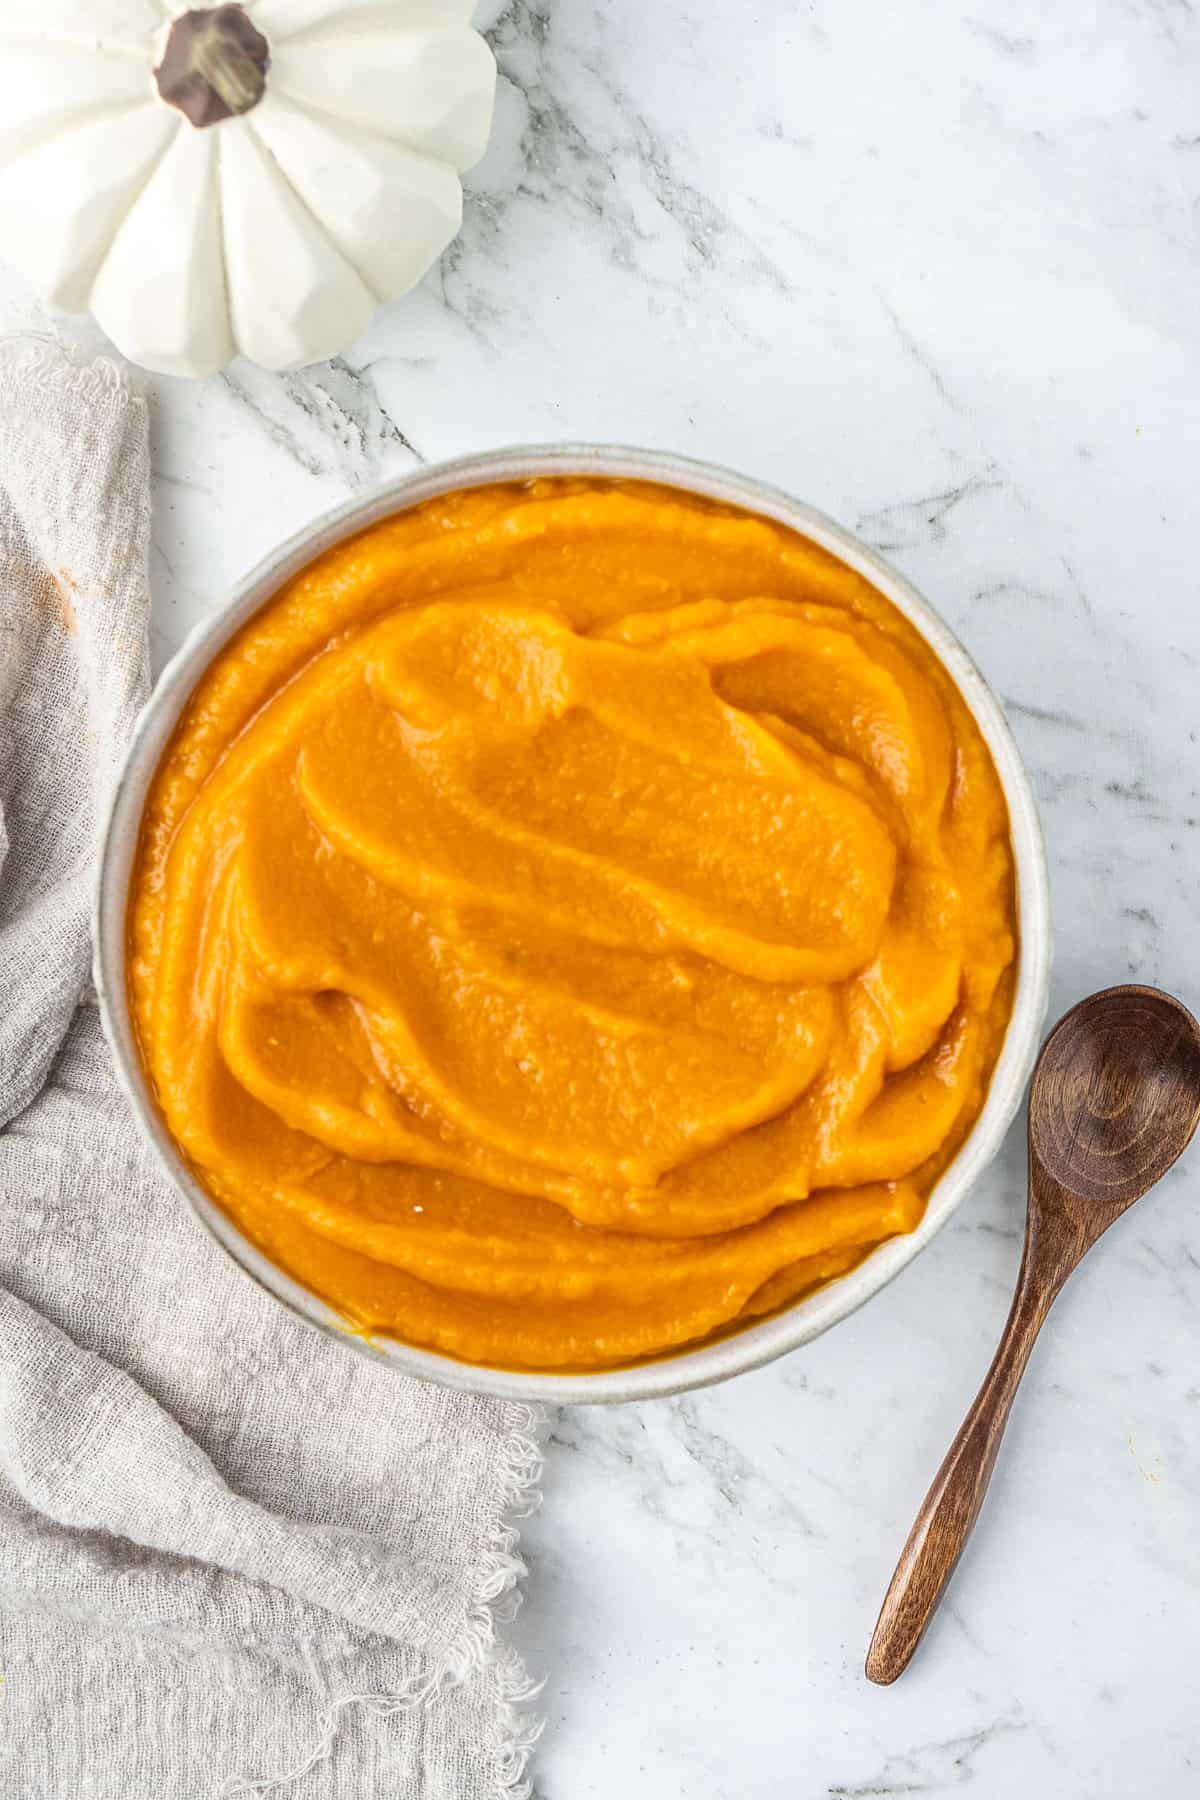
[865,1255,1057,1685]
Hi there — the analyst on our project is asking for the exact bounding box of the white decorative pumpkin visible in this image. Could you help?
[0,2,496,376]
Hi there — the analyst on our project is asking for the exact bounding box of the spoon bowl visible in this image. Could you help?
[866,983,1200,1685]
[1030,985,1200,1212]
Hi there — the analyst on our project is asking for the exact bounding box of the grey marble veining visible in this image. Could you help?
[4,0,1198,1792]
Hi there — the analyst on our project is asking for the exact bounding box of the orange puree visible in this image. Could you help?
[128,478,1017,1372]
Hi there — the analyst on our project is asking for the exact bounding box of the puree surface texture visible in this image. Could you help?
[129,479,1017,1371]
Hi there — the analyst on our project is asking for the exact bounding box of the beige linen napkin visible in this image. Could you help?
[0,341,541,1799]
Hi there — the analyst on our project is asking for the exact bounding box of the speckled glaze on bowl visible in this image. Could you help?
[95,446,1051,1404]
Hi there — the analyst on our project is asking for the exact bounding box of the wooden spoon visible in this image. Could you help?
[865,983,1200,1686]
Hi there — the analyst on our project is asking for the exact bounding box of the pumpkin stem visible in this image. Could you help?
[155,5,270,130]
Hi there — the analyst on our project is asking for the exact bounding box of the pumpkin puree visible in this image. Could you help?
[129,478,1017,1372]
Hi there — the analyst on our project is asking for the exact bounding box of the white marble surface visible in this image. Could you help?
[6,0,1200,1792]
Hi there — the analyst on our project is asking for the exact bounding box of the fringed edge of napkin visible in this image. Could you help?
[448,1399,547,1798]
[220,1403,546,1799]
[0,331,138,403]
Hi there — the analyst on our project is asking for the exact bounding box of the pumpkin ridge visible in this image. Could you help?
[0,99,155,178]
[0,28,148,60]
[261,84,452,197]
[87,116,188,311]
[265,25,496,170]
[219,122,375,364]
[270,5,480,49]
[211,129,235,364]
[241,108,385,300]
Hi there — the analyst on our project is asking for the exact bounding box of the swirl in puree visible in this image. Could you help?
[129,479,1017,1371]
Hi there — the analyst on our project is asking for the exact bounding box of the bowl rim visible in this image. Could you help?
[94,443,1051,1404]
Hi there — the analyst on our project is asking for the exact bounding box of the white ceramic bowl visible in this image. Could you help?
[95,447,1051,1404]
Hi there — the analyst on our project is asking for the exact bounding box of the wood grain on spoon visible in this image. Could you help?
[865,985,1200,1686]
